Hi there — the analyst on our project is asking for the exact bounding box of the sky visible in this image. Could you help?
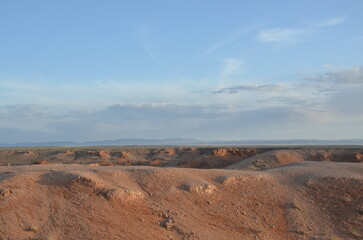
[1,0,363,143]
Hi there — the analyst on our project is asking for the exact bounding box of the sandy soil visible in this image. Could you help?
[0,159,362,240]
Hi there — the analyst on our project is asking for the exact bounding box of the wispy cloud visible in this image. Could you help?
[132,35,156,61]
[315,17,346,27]
[130,23,165,61]
[327,85,363,115]
[257,28,310,43]
[141,42,155,60]
[0,103,308,142]
[3,66,363,142]
[257,16,346,44]
[302,66,363,115]
[201,27,253,56]
[0,79,191,109]
[213,83,285,94]
[219,59,243,78]
[306,66,363,85]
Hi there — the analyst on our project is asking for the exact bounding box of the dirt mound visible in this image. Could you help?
[1,147,363,172]
[0,147,262,168]
[33,160,52,165]
[227,149,363,170]
[98,150,110,159]
[212,148,257,157]
[0,162,362,239]
[163,148,176,156]
[226,150,305,170]
[212,148,229,157]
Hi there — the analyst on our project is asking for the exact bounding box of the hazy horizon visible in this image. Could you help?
[1,0,363,143]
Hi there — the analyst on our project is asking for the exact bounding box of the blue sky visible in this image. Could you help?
[1,0,363,142]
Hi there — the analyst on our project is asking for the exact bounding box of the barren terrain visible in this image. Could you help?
[0,146,362,240]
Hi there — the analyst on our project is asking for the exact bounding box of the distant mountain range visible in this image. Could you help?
[1,138,363,147]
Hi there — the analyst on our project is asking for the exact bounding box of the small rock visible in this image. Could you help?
[290,202,301,210]
[26,226,38,232]
[161,218,174,230]
[291,230,305,235]
[99,188,144,201]
[183,183,216,194]
[33,160,51,165]
[0,189,12,197]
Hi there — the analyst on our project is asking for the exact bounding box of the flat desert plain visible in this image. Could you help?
[0,146,362,240]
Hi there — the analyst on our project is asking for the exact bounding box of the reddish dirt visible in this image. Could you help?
[0,147,362,239]
[227,148,363,170]
[2,147,362,169]
[0,161,362,240]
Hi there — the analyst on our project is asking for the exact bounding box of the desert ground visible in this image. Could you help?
[0,146,362,240]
